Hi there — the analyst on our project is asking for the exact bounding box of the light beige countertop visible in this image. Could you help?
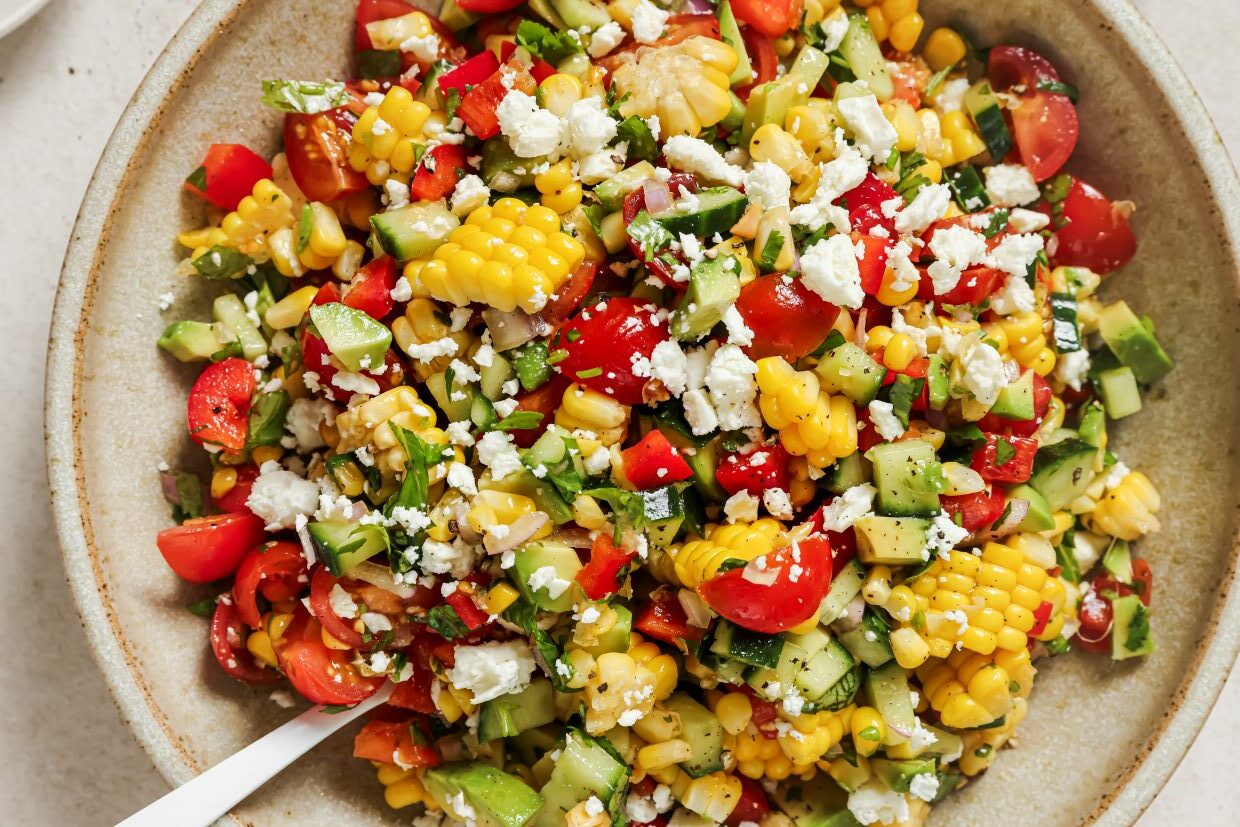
[1,0,1236,823]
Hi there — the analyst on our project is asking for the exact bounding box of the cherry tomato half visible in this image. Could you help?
[233,541,309,630]
[1049,176,1137,274]
[734,273,841,361]
[309,566,370,649]
[187,357,254,452]
[283,111,370,203]
[730,0,804,38]
[156,512,267,584]
[555,297,671,405]
[211,598,281,684]
[698,538,833,633]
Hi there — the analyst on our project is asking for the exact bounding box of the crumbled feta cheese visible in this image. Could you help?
[247,461,318,530]
[721,305,755,347]
[582,445,612,475]
[706,344,760,431]
[985,163,1041,207]
[926,511,970,559]
[563,96,617,157]
[630,0,669,43]
[476,431,524,481]
[448,358,482,384]
[329,584,359,618]
[333,371,381,397]
[927,225,987,295]
[387,275,414,304]
[867,399,906,441]
[957,338,1010,405]
[578,149,625,184]
[932,77,971,113]
[493,398,520,419]
[650,340,690,395]
[893,183,950,235]
[361,612,393,634]
[743,161,792,210]
[662,135,744,187]
[724,490,760,523]
[390,506,431,534]
[448,640,537,703]
[527,565,572,600]
[819,484,877,532]
[989,273,1038,316]
[1054,348,1091,391]
[790,138,868,230]
[818,9,850,52]
[685,342,716,391]
[800,233,864,309]
[497,90,563,158]
[588,20,626,57]
[446,420,476,446]
[626,795,659,824]
[908,773,940,803]
[401,335,459,363]
[987,232,1045,285]
[847,781,910,826]
[285,397,334,450]
[763,488,794,520]
[781,686,806,716]
[450,174,490,216]
[401,32,439,63]
[1009,207,1051,233]
[681,388,720,436]
[420,538,480,578]
[269,689,296,709]
[446,462,477,496]
[836,94,898,160]
[909,717,939,751]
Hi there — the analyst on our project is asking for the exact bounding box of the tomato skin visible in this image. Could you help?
[988,44,1062,91]
[283,112,370,203]
[1009,91,1079,182]
[596,14,721,72]
[355,0,415,50]
[211,598,282,684]
[917,264,1005,306]
[410,144,472,202]
[1049,177,1138,274]
[454,0,524,14]
[735,274,841,361]
[184,144,273,211]
[971,434,1038,484]
[978,373,1052,436]
[309,567,370,649]
[343,255,398,320]
[840,173,900,237]
[157,512,267,584]
[436,50,500,97]
[621,430,695,490]
[280,638,386,705]
[726,777,772,826]
[698,538,833,633]
[577,534,638,601]
[187,357,254,452]
[730,0,804,38]
[940,489,1007,533]
[233,541,309,629]
[388,665,437,713]
[854,233,890,295]
[635,590,701,643]
[716,444,791,497]
[457,58,535,140]
[1075,579,1114,652]
[622,174,699,289]
[538,260,599,329]
[353,720,440,768]
[555,297,671,405]
[212,463,259,514]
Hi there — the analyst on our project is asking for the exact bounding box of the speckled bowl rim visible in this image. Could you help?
[44,0,1240,823]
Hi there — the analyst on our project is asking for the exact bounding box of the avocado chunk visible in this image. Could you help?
[772,777,859,826]
[655,186,749,238]
[639,485,687,547]
[479,467,574,525]
[839,609,894,668]
[865,661,916,746]
[990,370,1036,421]
[741,45,830,142]
[853,515,932,565]
[867,440,942,517]
[1111,594,1154,660]
[308,302,391,372]
[1098,300,1173,384]
[478,678,556,742]
[1077,400,1107,447]
[1009,484,1055,533]
[870,758,936,793]
[1029,438,1097,510]
[438,0,481,30]
[1097,365,1142,419]
[511,541,583,612]
[671,254,742,341]
[370,201,459,261]
[594,161,655,212]
[424,762,544,827]
[158,320,225,362]
[531,729,627,827]
[718,1,752,86]
[307,520,390,576]
[1102,538,1134,583]
[482,138,540,193]
[662,693,725,777]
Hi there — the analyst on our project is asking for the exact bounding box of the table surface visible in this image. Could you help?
[2,0,1237,824]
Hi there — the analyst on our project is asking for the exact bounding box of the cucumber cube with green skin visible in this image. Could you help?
[1029,438,1098,510]
[655,187,749,238]
[308,302,391,372]
[1111,594,1154,660]
[839,610,894,667]
[424,762,544,827]
[594,161,655,212]
[662,693,725,777]
[547,0,610,29]
[671,255,741,341]
[1102,538,1134,583]
[481,138,540,193]
[640,485,686,547]
[824,452,869,494]
[853,515,932,565]
[158,320,224,362]
[840,15,893,101]
[531,729,628,827]
[815,343,888,404]
[370,201,459,261]
[478,678,556,742]
[1077,400,1107,447]
[866,661,916,746]
[926,354,950,410]
[1097,366,1143,419]
[213,293,267,361]
[868,440,941,517]
[511,541,582,612]
[1098,300,1173,383]
[740,45,831,142]
[964,79,1013,160]
[817,559,865,625]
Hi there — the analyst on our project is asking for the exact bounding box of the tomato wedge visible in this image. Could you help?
[734,273,841,361]
[156,512,267,583]
[283,111,370,203]
[343,255,399,320]
[621,430,694,490]
[729,0,803,38]
[353,719,440,767]
[187,357,254,452]
[183,144,273,211]
[715,444,791,497]
[940,489,1007,533]
[233,541,309,629]
[555,297,671,405]
[1049,176,1137,273]
[280,639,386,705]
[211,598,281,684]
[1008,91,1078,182]
[389,665,437,713]
[309,566,370,650]
[698,538,833,633]
[538,260,599,329]
[212,464,259,514]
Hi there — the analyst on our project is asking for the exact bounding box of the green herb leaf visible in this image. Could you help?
[626,210,675,258]
[716,558,749,573]
[1045,635,1071,655]
[755,229,785,273]
[720,431,752,453]
[444,87,462,121]
[887,375,925,429]
[858,725,883,742]
[495,411,545,431]
[247,390,290,449]
[260,79,352,114]
[1055,531,1082,584]
[994,437,1017,467]
[947,423,987,446]
[185,165,208,192]
[811,329,848,358]
[924,63,955,98]
[582,486,646,539]
[320,704,355,714]
[1125,602,1151,651]
[210,341,246,362]
[385,424,451,516]
[427,604,471,639]
[979,208,1010,239]
[504,597,576,692]
[512,341,552,391]
[297,204,313,253]
[516,20,583,65]
[170,472,206,523]
[616,115,658,164]
[356,49,402,79]
[192,246,254,280]
[186,597,217,618]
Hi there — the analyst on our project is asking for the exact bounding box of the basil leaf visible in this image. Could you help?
[516,20,583,65]
[427,604,471,640]
[616,115,658,164]
[260,79,351,114]
[185,165,208,191]
[246,391,290,449]
[192,246,254,280]
[994,437,1017,467]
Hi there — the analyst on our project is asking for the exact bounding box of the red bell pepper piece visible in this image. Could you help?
[437,50,500,96]
[635,590,701,643]
[940,489,1007,532]
[970,434,1038,484]
[576,534,637,600]
[410,144,472,203]
[1029,600,1054,637]
[343,255,398,320]
[183,144,273,211]
[715,444,791,496]
[620,430,694,490]
[445,589,491,630]
[353,720,440,768]
[388,665,437,713]
[498,40,557,83]
[457,58,536,140]
[726,777,772,826]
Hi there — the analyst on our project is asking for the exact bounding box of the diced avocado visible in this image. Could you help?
[547,0,610,30]
[990,370,1036,421]
[853,515,932,565]
[424,762,544,827]
[718,1,752,87]
[656,186,749,238]
[511,541,582,612]
[964,79,1013,160]
[212,293,266,361]
[1009,484,1055,532]
[816,342,888,404]
[671,254,742,341]
[640,485,686,547]
[509,726,562,767]
[1098,301,1173,383]
[824,451,868,495]
[482,138,539,193]
[585,604,632,657]
[839,609,893,668]
[1097,366,1143,419]
[711,621,784,669]
[594,161,656,212]
[926,353,950,410]
[158,320,225,362]
[865,661,916,746]
[870,758,936,793]
[308,302,391,372]
[371,201,459,261]
[531,729,627,827]
[426,371,473,422]
[1077,400,1107,448]
[839,14,892,101]
[662,693,724,777]
[1102,538,1134,583]
[772,777,859,826]
[867,440,941,517]
[438,0,481,30]
[478,678,556,742]
[1029,438,1098,510]
[307,520,389,575]
[817,559,865,624]
[1111,594,1154,660]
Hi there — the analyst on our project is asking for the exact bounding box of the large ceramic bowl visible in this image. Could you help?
[45,1,1240,824]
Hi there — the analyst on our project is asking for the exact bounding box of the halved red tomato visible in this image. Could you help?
[388,665,437,713]
[554,297,671,405]
[343,255,399,320]
[157,512,267,584]
[309,567,370,650]
[1048,176,1137,273]
[187,357,254,452]
[211,598,281,684]
[940,489,1006,533]
[283,111,370,203]
[233,541,309,630]
[734,273,841,361]
[212,464,259,514]
[698,537,833,633]
[1008,91,1078,182]
[538,260,599,329]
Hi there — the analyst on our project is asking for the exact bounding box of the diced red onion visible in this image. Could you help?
[678,589,713,629]
[854,308,869,349]
[349,561,420,599]
[483,307,551,352]
[643,178,673,216]
[549,527,594,549]
[159,472,181,505]
[968,498,1031,544]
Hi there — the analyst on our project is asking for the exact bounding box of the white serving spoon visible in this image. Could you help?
[118,683,394,827]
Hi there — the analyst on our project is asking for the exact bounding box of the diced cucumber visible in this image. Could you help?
[964,80,1012,160]
[509,726,562,767]
[478,678,556,742]
[426,371,473,422]
[865,661,916,746]
[480,352,515,401]
[1077,400,1107,448]
[1009,483,1055,533]
[713,657,748,686]
[511,541,582,611]
[639,485,687,547]
[547,0,610,30]
[671,255,741,341]
[824,451,868,495]
[526,0,569,30]
[594,161,655,212]
[657,417,726,501]
[816,663,862,712]
[662,693,725,777]
[1029,438,1098,510]
[815,342,887,404]
[1097,365,1143,419]
[718,1,752,87]
[308,302,391,372]
[655,186,749,238]
[839,609,893,668]
[212,294,266,361]
[1102,538,1134,583]
[944,165,991,212]
[1098,300,1173,383]
[308,520,390,575]
[867,440,941,517]
[740,45,830,142]
[839,14,892,101]
[990,370,1035,421]
[438,0,480,31]
[798,641,856,704]
[158,320,225,362]
[711,621,785,669]
[747,636,854,707]
[853,515,932,565]
[534,729,627,827]
[1111,594,1154,660]
[371,202,459,261]
[425,762,544,827]
[870,758,936,793]
[817,559,865,624]
[772,777,857,826]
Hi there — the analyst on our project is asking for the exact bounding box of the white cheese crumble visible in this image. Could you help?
[588,20,626,57]
[763,488,794,520]
[908,773,940,803]
[662,135,744,187]
[926,511,970,559]
[957,338,1010,405]
[333,371,381,397]
[285,397,334,450]
[247,461,318,530]
[705,344,760,431]
[630,0,670,43]
[496,90,563,158]
[927,225,987,295]
[893,183,950,235]
[450,174,490,216]
[476,430,524,481]
[721,305,755,347]
[1054,348,1091,391]
[820,484,877,532]
[681,388,720,436]
[448,640,537,704]
[743,160,792,210]
[847,781,910,826]
[985,163,1041,207]
[1009,207,1051,233]
[562,96,618,157]
[836,94,898,160]
[867,399,906,441]
[527,565,571,600]
[446,462,477,496]
[650,340,690,395]
[724,490,760,524]
[800,233,864,309]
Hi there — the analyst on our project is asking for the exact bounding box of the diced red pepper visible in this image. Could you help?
[353,719,440,768]
[576,534,638,600]
[620,430,694,490]
[343,255,398,320]
[1029,600,1054,637]
[313,281,343,305]
[388,665,437,713]
[715,444,791,497]
[183,144,273,211]
[445,589,491,630]
[698,538,833,634]
[839,173,900,237]
[436,50,500,96]
[970,434,1038,484]
[457,58,536,139]
[635,590,701,643]
[410,144,472,202]
[940,489,1007,532]
[853,233,891,295]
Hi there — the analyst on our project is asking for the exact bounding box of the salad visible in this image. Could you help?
[154,0,1171,824]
